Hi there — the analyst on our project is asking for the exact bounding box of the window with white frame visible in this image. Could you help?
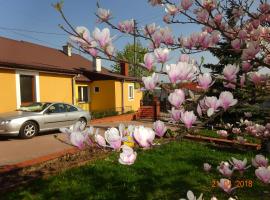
[128,84,134,99]
[78,86,89,102]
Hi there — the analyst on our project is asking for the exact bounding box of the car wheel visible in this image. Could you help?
[19,121,38,139]
[78,117,87,129]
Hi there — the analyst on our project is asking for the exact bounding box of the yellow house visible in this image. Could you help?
[0,36,142,114]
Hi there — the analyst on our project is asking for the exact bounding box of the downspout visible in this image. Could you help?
[72,75,78,105]
[121,79,125,114]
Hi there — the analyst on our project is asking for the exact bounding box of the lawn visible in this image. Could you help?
[2,140,269,200]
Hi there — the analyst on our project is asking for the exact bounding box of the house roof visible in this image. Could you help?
[0,36,139,82]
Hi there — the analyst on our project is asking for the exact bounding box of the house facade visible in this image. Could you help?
[0,37,142,114]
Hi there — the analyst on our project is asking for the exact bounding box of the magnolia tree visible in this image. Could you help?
[54,0,270,198]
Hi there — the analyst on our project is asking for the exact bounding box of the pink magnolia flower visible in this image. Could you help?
[219,91,238,111]
[175,62,197,82]
[260,3,270,13]
[142,73,159,91]
[249,72,265,86]
[144,23,158,36]
[252,155,269,168]
[87,47,98,57]
[105,127,122,150]
[214,14,222,24]
[211,30,221,44]
[165,4,178,15]
[70,26,91,45]
[217,161,233,177]
[165,64,181,84]
[203,163,212,172]
[205,96,220,116]
[70,131,85,149]
[241,42,260,61]
[223,64,239,83]
[232,128,241,134]
[118,145,137,165]
[230,157,250,172]
[181,111,197,129]
[105,44,115,57]
[161,27,174,45]
[196,9,209,23]
[231,39,241,50]
[218,179,234,193]
[202,0,217,10]
[197,104,202,117]
[242,62,252,72]
[143,53,155,71]
[237,136,246,144]
[181,0,193,10]
[118,19,135,33]
[198,73,213,90]
[154,48,170,63]
[238,30,247,39]
[255,167,270,184]
[92,27,112,48]
[169,107,183,122]
[151,31,162,48]
[97,8,112,22]
[95,133,106,147]
[133,126,155,148]
[148,0,162,6]
[251,19,260,29]
[217,130,228,137]
[168,89,185,108]
[153,120,167,137]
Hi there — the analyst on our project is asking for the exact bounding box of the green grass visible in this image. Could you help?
[2,141,269,200]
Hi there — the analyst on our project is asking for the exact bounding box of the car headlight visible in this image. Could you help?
[0,120,11,125]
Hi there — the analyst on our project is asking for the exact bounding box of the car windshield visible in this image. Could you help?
[17,102,51,112]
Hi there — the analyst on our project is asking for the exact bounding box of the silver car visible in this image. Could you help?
[0,102,91,139]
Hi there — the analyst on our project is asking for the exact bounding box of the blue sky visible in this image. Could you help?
[13,0,270,74]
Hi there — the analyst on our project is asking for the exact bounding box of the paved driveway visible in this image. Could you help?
[0,120,158,166]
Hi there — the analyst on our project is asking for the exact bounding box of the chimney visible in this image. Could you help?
[63,43,72,56]
[120,62,129,76]
[93,57,101,72]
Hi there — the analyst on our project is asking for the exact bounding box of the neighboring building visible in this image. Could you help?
[0,37,142,113]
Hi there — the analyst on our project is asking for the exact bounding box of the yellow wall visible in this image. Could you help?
[75,82,91,111]
[0,69,17,113]
[39,73,73,104]
[114,81,142,112]
[89,80,116,111]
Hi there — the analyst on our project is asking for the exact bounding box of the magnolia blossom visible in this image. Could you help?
[231,38,241,50]
[197,73,213,90]
[203,163,212,172]
[104,127,122,150]
[144,23,158,35]
[241,41,260,61]
[181,111,197,129]
[95,133,106,147]
[230,157,249,172]
[70,26,91,45]
[252,155,269,168]
[219,91,238,111]
[181,0,193,11]
[218,178,234,193]
[143,53,155,71]
[217,161,233,177]
[223,64,239,88]
[168,89,185,108]
[133,126,155,148]
[232,128,241,134]
[169,107,182,122]
[180,190,203,200]
[97,8,111,22]
[154,48,170,63]
[165,64,181,83]
[165,4,178,15]
[153,120,167,137]
[142,73,159,91]
[205,96,220,117]
[255,167,270,184]
[118,19,134,33]
[196,9,209,23]
[237,136,246,144]
[249,72,265,85]
[217,130,228,137]
[70,131,85,149]
[118,145,137,165]
[242,62,252,72]
[92,27,112,48]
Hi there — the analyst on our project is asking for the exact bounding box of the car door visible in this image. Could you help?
[42,103,68,130]
[64,104,80,126]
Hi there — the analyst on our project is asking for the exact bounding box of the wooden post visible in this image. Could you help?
[153,97,160,121]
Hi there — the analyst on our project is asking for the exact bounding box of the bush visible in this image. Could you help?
[91,110,119,119]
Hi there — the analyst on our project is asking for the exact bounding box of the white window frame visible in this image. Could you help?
[15,70,40,109]
[78,86,90,103]
[128,84,134,100]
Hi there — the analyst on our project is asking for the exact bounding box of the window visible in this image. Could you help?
[65,104,78,112]
[94,87,100,93]
[20,75,35,105]
[128,84,134,99]
[78,86,89,102]
[47,103,68,114]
